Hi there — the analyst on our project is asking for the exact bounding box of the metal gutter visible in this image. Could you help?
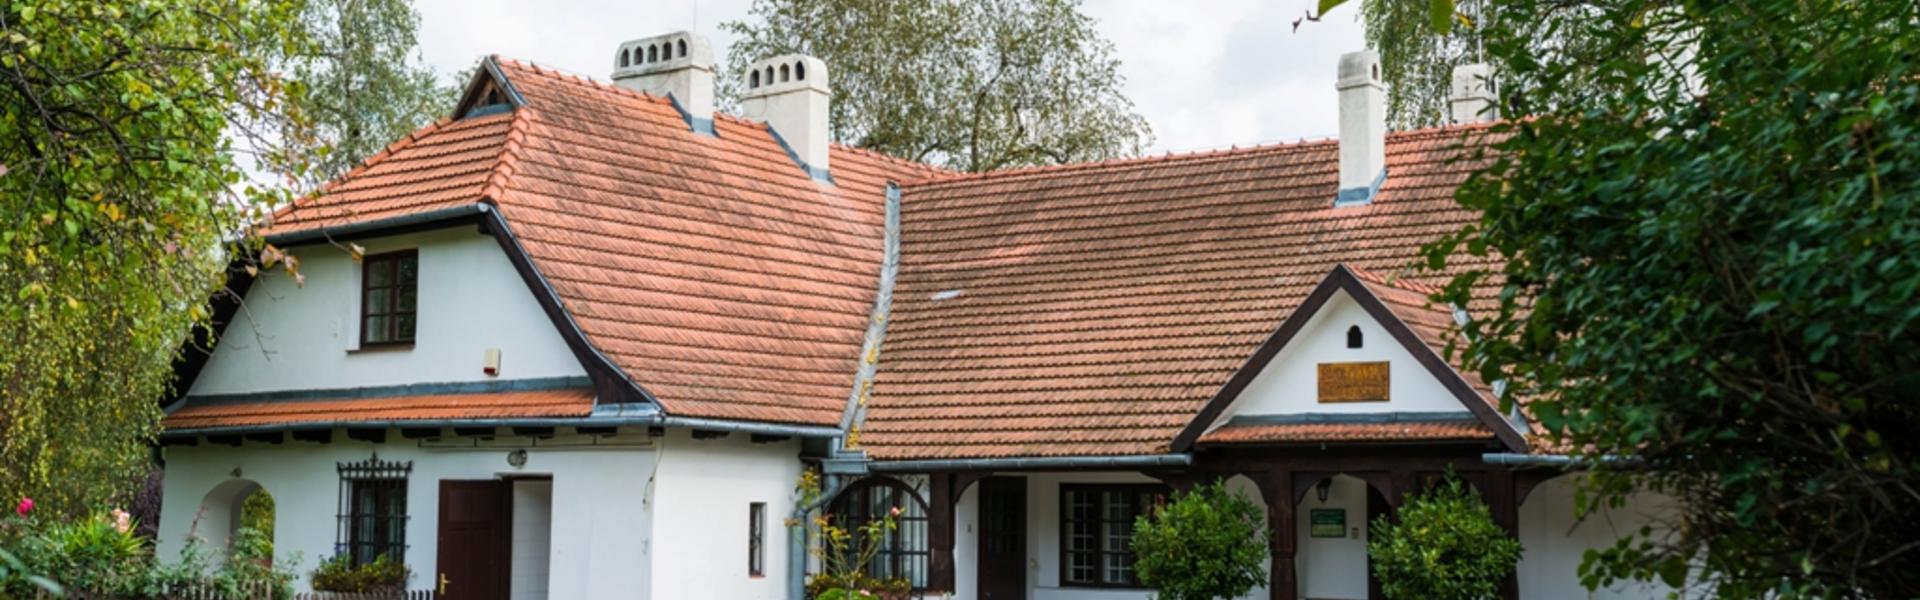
[263,203,489,246]
[1481,452,1640,468]
[161,413,842,440]
[868,453,1194,473]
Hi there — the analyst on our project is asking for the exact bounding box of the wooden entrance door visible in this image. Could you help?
[978,477,1027,600]
[436,480,512,600]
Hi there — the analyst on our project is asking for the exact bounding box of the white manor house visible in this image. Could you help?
[156,30,1678,600]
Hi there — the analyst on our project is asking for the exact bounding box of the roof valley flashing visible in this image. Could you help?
[1335,50,1388,207]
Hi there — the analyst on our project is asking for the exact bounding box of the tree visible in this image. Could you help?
[0,0,313,517]
[721,0,1152,172]
[1356,0,1485,129]
[1417,0,1920,596]
[283,0,450,186]
[1367,476,1522,600]
[1130,481,1269,600]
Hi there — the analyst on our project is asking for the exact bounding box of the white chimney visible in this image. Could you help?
[1336,50,1387,207]
[741,54,831,179]
[1450,63,1497,124]
[611,32,715,133]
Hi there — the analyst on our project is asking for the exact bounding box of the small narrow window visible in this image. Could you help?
[1347,325,1363,349]
[361,250,418,346]
[749,502,767,577]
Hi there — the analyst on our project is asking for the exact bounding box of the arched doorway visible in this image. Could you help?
[827,477,932,588]
[197,478,273,564]
[1295,474,1390,600]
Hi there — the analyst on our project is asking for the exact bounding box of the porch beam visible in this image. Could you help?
[928,473,958,592]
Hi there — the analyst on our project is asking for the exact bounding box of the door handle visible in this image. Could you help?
[438,572,450,596]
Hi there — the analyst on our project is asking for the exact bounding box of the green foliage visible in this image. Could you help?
[240,489,275,544]
[284,0,453,185]
[1422,0,1920,596]
[309,553,411,593]
[802,474,907,600]
[721,0,1152,172]
[805,572,910,600]
[1356,0,1486,129]
[1130,481,1269,600]
[1367,477,1521,600]
[0,510,293,598]
[0,0,315,518]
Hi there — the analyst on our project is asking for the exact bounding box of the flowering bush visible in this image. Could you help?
[0,498,296,599]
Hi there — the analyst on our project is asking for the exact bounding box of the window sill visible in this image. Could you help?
[347,342,415,354]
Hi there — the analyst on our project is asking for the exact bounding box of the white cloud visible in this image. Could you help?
[411,0,1365,154]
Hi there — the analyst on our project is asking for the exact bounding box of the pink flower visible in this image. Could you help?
[15,497,31,516]
[889,506,903,518]
[111,509,131,533]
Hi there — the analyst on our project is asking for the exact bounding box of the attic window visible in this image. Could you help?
[1346,325,1363,349]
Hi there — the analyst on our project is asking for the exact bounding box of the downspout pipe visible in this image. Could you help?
[1481,452,1640,468]
[788,473,842,600]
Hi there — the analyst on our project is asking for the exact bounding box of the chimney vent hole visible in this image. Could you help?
[764,66,774,85]
[795,62,806,80]
[1372,63,1380,81]
[648,45,658,63]
[780,64,790,82]
[677,39,687,58]
[750,70,761,88]
[619,49,630,67]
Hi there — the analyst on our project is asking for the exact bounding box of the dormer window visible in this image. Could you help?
[362,250,418,346]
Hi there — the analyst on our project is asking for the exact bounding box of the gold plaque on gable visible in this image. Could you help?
[1318,361,1390,403]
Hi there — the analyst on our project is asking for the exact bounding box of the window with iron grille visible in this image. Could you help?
[749,502,767,577]
[336,454,411,565]
[360,250,418,345]
[828,478,929,588]
[1061,484,1167,588]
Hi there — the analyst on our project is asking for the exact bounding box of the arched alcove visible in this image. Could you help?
[197,478,273,564]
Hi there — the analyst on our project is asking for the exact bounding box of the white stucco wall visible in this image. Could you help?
[187,227,584,396]
[1210,290,1466,429]
[158,430,657,597]
[510,479,553,600]
[1296,475,1371,600]
[1518,475,1683,599]
[647,429,804,600]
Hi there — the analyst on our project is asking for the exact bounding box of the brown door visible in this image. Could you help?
[436,480,512,600]
[978,477,1027,600]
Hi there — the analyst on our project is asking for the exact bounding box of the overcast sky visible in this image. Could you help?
[411,0,1367,154]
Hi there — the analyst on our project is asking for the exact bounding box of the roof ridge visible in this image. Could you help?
[904,138,1337,188]
[481,107,537,203]
[1346,263,1445,296]
[830,142,955,176]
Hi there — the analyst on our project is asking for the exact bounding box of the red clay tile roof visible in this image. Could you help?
[858,126,1502,460]
[260,57,941,428]
[1197,420,1494,445]
[162,389,595,430]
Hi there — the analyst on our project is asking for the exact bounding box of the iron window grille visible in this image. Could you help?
[1060,484,1168,588]
[360,250,418,346]
[336,454,411,565]
[829,478,930,588]
[750,502,767,577]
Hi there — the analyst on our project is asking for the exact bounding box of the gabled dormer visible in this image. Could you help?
[1174,265,1528,451]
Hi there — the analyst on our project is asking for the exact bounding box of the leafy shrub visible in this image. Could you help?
[0,503,295,599]
[1367,476,1522,600]
[1130,481,1270,600]
[310,553,411,592]
[10,510,149,595]
[805,572,911,600]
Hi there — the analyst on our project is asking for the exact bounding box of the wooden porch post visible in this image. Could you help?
[928,473,957,592]
[1487,468,1521,600]
[1260,469,1298,600]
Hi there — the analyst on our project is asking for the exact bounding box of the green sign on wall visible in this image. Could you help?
[1310,508,1346,538]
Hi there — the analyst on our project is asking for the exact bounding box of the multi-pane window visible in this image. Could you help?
[1061,484,1166,588]
[336,455,411,565]
[749,502,767,577]
[360,250,418,345]
[828,479,930,588]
